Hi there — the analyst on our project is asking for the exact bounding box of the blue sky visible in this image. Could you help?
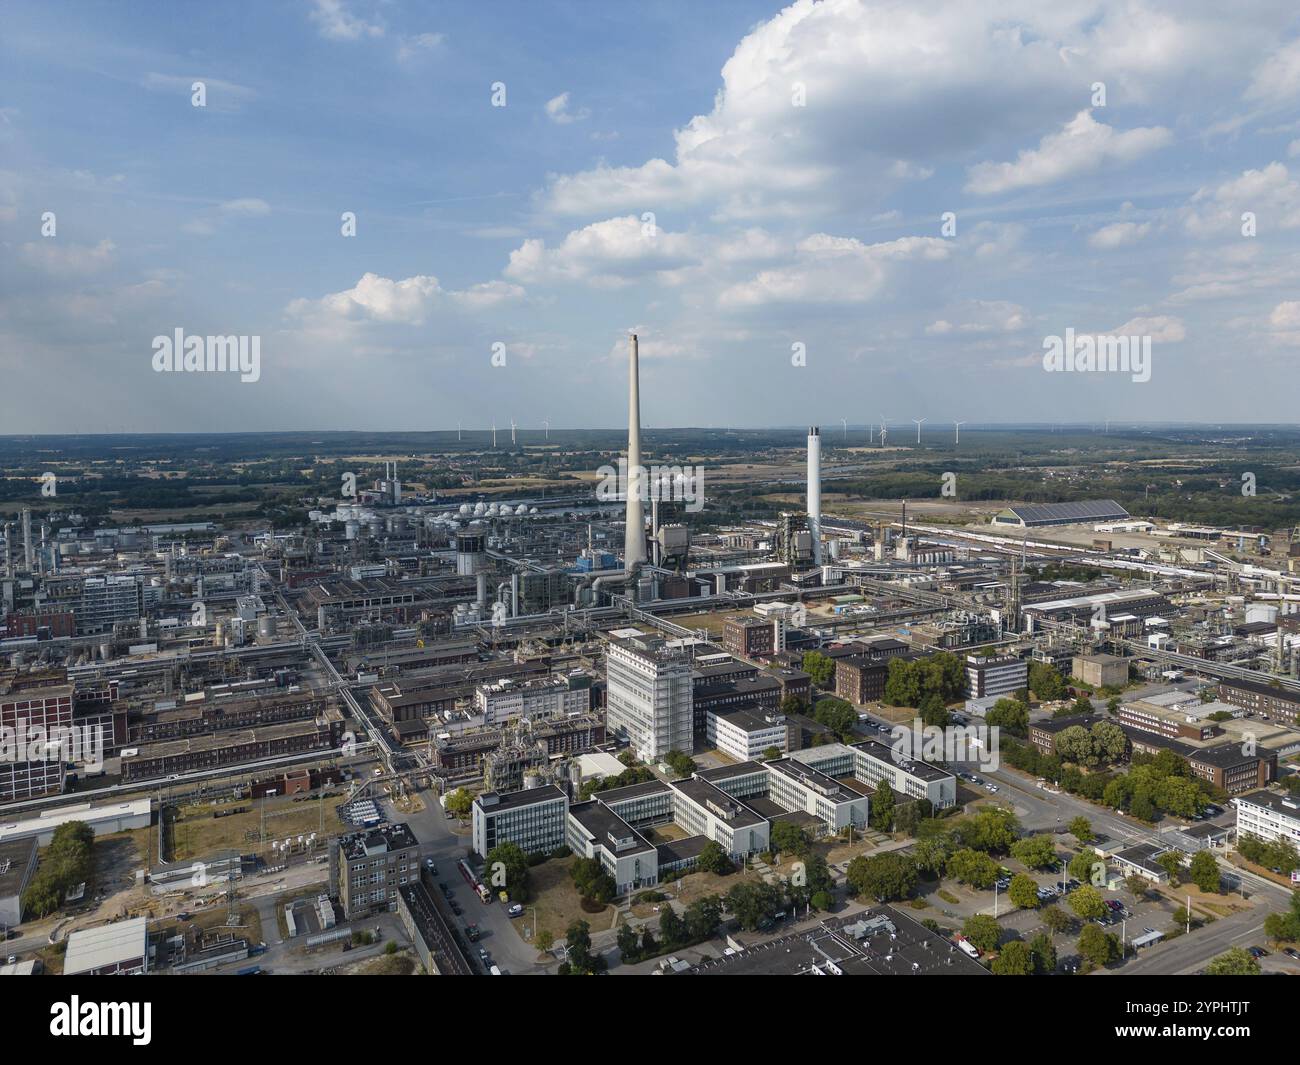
[2,0,1300,433]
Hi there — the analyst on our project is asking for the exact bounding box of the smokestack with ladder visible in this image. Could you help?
[623,333,647,572]
[807,427,822,566]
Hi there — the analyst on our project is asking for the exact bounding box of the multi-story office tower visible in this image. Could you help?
[605,635,693,761]
[334,823,420,919]
[965,653,1028,699]
[471,784,568,858]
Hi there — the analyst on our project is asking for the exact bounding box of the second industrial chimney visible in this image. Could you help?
[623,332,647,572]
[807,426,822,566]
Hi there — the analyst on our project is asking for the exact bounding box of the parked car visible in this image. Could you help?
[507,903,524,917]
[478,948,491,964]
[1248,946,1269,958]
[1282,947,1299,960]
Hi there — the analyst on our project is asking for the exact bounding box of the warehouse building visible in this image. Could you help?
[63,917,150,976]
[992,500,1130,528]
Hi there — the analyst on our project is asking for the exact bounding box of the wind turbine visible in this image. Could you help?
[510,418,516,447]
[543,419,549,440]
[840,418,847,441]
[954,420,966,445]
[492,421,497,448]
[879,417,888,447]
[457,421,462,442]
[912,418,926,445]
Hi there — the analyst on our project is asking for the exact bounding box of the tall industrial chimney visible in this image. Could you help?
[807,427,822,566]
[21,507,33,572]
[623,333,647,572]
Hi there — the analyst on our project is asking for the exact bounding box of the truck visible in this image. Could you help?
[954,936,981,959]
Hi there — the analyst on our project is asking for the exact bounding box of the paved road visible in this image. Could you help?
[387,793,552,975]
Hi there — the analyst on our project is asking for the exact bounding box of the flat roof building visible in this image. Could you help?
[705,706,789,762]
[606,636,693,762]
[334,822,420,920]
[1235,790,1300,847]
[966,654,1028,699]
[0,836,38,929]
[63,916,149,976]
[471,784,568,859]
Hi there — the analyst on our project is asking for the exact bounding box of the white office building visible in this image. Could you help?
[793,740,958,810]
[606,635,693,761]
[705,707,788,761]
[471,785,569,859]
[1235,790,1300,846]
[474,673,590,727]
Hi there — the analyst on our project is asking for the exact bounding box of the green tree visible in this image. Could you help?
[1124,874,1149,903]
[956,807,1019,854]
[696,840,734,876]
[1156,850,1184,886]
[662,750,696,777]
[945,848,999,889]
[963,913,1002,954]
[1068,848,1103,885]
[1011,834,1058,870]
[1262,890,1300,943]
[1068,884,1107,920]
[443,788,473,818]
[986,698,1029,737]
[1068,816,1094,844]
[1028,662,1066,701]
[813,696,858,739]
[802,651,835,689]
[483,841,531,902]
[1008,873,1041,909]
[570,856,617,905]
[1189,850,1221,894]
[684,895,724,942]
[616,921,640,961]
[1028,931,1057,974]
[564,920,594,975]
[724,881,783,930]
[1205,946,1261,975]
[991,939,1034,975]
[870,779,895,831]
[1055,725,1094,766]
[919,691,950,728]
[1077,923,1119,968]
[1042,905,1071,934]
[845,851,918,901]
[770,820,812,860]
[884,658,923,706]
[659,905,685,948]
[1091,721,1128,764]
[912,834,953,876]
